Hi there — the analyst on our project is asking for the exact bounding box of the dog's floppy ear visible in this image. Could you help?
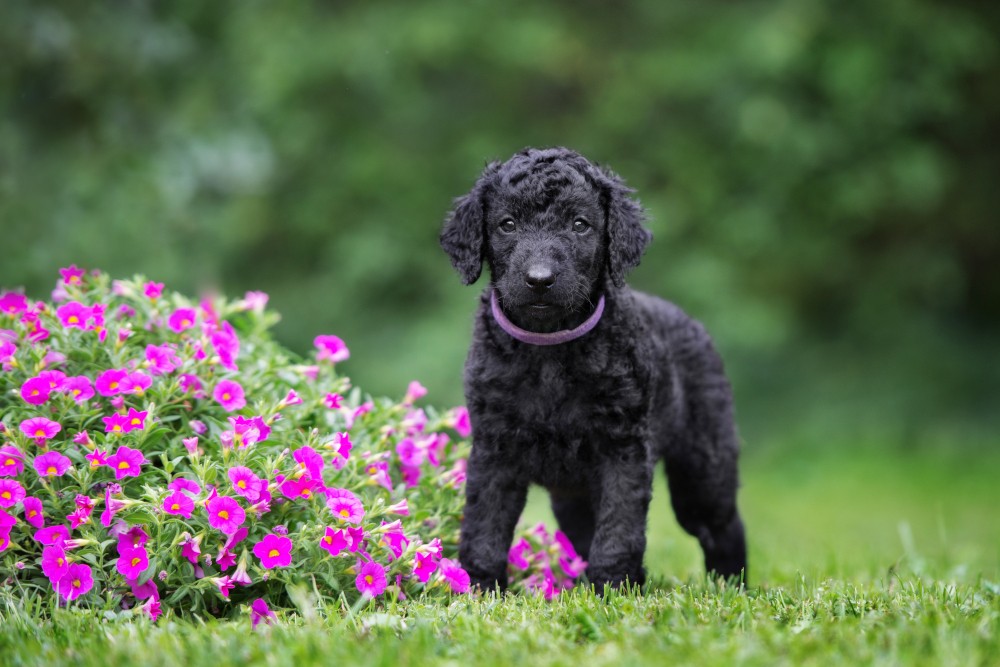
[440,161,500,285]
[599,166,652,287]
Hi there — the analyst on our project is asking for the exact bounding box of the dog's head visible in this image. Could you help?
[441,147,651,329]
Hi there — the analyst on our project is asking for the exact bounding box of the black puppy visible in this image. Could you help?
[440,147,746,592]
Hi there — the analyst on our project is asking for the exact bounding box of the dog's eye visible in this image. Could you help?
[499,218,516,234]
[572,219,591,235]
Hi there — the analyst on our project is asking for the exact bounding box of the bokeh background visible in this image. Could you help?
[2,0,998,465]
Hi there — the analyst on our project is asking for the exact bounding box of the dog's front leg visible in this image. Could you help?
[458,443,528,593]
[586,441,653,591]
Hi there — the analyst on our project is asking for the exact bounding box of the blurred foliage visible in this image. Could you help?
[2,0,998,449]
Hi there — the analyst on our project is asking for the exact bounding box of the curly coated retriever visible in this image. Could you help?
[440,147,746,592]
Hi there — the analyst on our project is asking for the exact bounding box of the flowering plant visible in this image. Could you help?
[0,268,583,622]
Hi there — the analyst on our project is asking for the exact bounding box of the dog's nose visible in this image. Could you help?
[525,265,555,291]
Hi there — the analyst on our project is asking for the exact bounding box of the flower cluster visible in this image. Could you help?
[507,523,588,599]
[0,268,582,623]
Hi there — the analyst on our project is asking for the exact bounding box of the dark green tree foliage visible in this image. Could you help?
[1,0,997,447]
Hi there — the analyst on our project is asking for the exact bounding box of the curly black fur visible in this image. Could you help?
[441,147,746,592]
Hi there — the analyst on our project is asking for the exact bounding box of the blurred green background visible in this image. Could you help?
[2,0,998,453]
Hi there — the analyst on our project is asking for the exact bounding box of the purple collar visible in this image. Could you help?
[490,290,605,346]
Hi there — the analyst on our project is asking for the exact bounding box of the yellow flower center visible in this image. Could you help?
[237,480,246,489]
[46,466,57,475]
[218,510,229,520]
[171,503,180,511]
[30,389,39,396]
[131,418,141,425]
[72,389,81,396]
[301,489,311,498]
[222,393,231,401]
[72,579,81,589]
[323,536,332,545]
[131,557,141,567]
[109,381,119,390]
[68,316,79,324]
[364,575,373,585]
[113,425,122,433]
[181,319,191,327]
[28,510,37,517]
[117,461,129,470]
[268,549,279,558]
[57,558,64,566]
[3,458,13,466]
[35,429,46,437]
[1,491,10,500]
[339,508,349,518]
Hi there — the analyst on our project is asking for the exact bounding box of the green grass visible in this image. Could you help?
[3,446,999,666]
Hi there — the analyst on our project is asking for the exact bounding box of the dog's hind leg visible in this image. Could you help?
[549,490,596,560]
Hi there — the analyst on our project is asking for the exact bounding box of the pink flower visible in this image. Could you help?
[279,476,319,501]
[330,432,352,469]
[251,598,277,629]
[168,477,201,495]
[123,407,148,433]
[162,490,194,518]
[0,445,24,477]
[74,430,93,446]
[168,308,197,333]
[85,449,107,468]
[508,538,533,569]
[140,596,162,622]
[403,380,427,405]
[280,390,302,407]
[214,576,235,599]
[206,495,245,534]
[95,369,128,396]
[0,479,25,507]
[379,521,410,560]
[189,420,207,435]
[179,374,203,395]
[60,265,86,286]
[103,413,129,434]
[386,499,410,516]
[57,301,93,330]
[118,525,150,552]
[355,561,387,597]
[320,526,350,557]
[34,451,72,477]
[228,415,269,447]
[396,437,424,467]
[324,393,343,409]
[314,335,350,363]
[55,563,94,601]
[449,407,472,438]
[20,376,52,405]
[119,371,152,396]
[41,544,70,582]
[293,446,324,480]
[143,282,164,300]
[228,466,265,502]
[117,545,149,580]
[21,417,62,445]
[365,460,393,492]
[35,525,70,546]
[213,379,246,412]
[182,437,199,454]
[439,558,471,594]
[0,292,28,315]
[101,486,127,527]
[0,339,16,364]
[216,547,236,570]
[62,376,95,403]
[210,321,240,371]
[412,552,439,583]
[252,533,293,569]
[179,533,201,564]
[325,488,364,524]
[23,496,44,527]
[145,344,180,375]
[106,445,146,479]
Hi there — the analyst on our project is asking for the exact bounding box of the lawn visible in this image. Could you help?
[2,445,998,667]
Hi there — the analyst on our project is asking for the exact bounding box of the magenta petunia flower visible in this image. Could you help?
[145,344,180,375]
[41,544,70,583]
[119,371,152,396]
[250,598,277,630]
[23,496,44,528]
[21,416,61,445]
[117,525,149,552]
[85,449,107,469]
[396,437,424,467]
[213,379,246,412]
[162,490,195,518]
[59,265,86,286]
[508,538,533,569]
[280,390,302,407]
[403,380,427,405]
[325,488,364,524]
[0,292,29,315]
[449,407,472,438]
[379,520,410,560]
[279,475,319,501]
[292,446,324,480]
[0,479,26,508]
[106,445,146,479]
[56,301,92,329]
[252,533,293,569]
[324,392,343,409]
[0,445,24,477]
[140,596,162,622]
[117,545,149,580]
[143,281,164,300]
[439,558,471,594]
[123,407,148,433]
[167,307,197,333]
[54,563,94,601]
[20,376,52,405]
[412,552,440,583]
[210,321,240,371]
[0,340,16,364]
[168,477,201,495]
[228,466,264,500]
[314,334,350,363]
[35,525,70,546]
[100,486,127,527]
[206,495,245,534]
[95,368,128,396]
[102,413,129,435]
[320,526,350,557]
[228,415,269,448]
[62,376,95,403]
[355,561,387,597]
[34,451,72,478]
